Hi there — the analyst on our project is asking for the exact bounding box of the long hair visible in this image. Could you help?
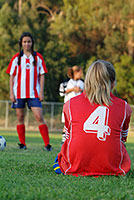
[84,60,116,106]
[18,32,36,66]
[67,65,82,79]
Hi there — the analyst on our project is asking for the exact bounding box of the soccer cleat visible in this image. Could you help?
[53,156,63,174]
[18,143,27,150]
[53,162,62,174]
[44,144,52,151]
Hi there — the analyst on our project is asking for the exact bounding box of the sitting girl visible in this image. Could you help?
[54,60,132,176]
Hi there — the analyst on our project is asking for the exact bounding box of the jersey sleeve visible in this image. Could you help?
[36,52,47,75]
[121,103,132,142]
[63,100,71,139]
[66,80,74,89]
[6,53,19,75]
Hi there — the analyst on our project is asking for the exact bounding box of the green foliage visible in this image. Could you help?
[0,0,134,102]
[0,130,134,200]
[85,56,97,73]
[44,40,71,101]
[0,0,49,99]
[115,54,134,103]
[0,2,19,99]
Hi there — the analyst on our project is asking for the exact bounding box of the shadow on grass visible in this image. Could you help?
[126,169,134,178]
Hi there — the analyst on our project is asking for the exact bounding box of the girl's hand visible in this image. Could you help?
[39,93,44,101]
[73,86,82,93]
[10,93,16,102]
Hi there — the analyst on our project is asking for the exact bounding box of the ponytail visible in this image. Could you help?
[84,60,116,106]
[67,67,74,78]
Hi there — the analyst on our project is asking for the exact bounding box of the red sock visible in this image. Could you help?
[39,124,50,146]
[17,124,26,146]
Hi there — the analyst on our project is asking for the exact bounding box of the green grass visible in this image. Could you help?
[0,130,134,200]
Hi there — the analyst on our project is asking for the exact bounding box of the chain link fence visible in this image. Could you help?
[0,100,134,135]
[0,100,64,132]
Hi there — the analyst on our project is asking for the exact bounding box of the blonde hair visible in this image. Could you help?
[67,65,82,79]
[84,60,116,106]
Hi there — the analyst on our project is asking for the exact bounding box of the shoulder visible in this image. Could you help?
[36,52,46,66]
[70,92,86,104]
[77,79,84,85]
[111,93,125,105]
[36,52,44,60]
[68,78,73,83]
[111,93,132,114]
[36,52,47,72]
[6,53,19,74]
[67,79,72,86]
[67,93,88,113]
[10,52,19,61]
[68,79,75,85]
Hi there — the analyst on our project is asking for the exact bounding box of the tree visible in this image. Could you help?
[0,0,50,99]
[46,0,134,102]
[44,39,71,101]
[0,0,134,102]
[0,2,19,99]
[114,54,134,103]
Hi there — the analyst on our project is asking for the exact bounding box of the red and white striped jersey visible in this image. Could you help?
[58,92,132,176]
[6,52,47,99]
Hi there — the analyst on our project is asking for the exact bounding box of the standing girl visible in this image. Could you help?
[6,32,52,151]
[65,65,84,103]
[61,65,84,143]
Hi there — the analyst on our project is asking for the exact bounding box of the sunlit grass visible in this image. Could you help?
[0,130,134,200]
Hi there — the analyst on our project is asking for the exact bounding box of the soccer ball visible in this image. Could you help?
[0,136,6,151]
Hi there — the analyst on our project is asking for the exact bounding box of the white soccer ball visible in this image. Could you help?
[0,136,6,151]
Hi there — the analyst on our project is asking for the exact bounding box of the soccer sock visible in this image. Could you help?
[39,124,50,147]
[17,124,26,146]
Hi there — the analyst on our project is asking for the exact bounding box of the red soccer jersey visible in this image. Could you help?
[6,52,47,99]
[58,92,132,176]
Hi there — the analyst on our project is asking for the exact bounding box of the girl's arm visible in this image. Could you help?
[39,74,45,101]
[121,103,132,142]
[66,86,82,94]
[10,75,15,102]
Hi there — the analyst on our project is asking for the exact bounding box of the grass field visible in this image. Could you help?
[0,130,134,200]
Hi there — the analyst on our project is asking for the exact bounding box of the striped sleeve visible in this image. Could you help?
[36,52,47,74]
[121,103,132,141]
[6,53,19,75]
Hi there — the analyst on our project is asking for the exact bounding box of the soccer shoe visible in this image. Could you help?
[44,144,52,151]
[53,162,62,174]
[18,143,27,150]
[53,156,63,174]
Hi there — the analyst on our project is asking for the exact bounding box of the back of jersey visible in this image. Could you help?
[58,93,131,176]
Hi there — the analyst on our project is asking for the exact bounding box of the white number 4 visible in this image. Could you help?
[83,106,111,141]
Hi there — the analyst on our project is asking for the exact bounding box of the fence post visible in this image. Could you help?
[5,101,9,128]
[50,103,54,131]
